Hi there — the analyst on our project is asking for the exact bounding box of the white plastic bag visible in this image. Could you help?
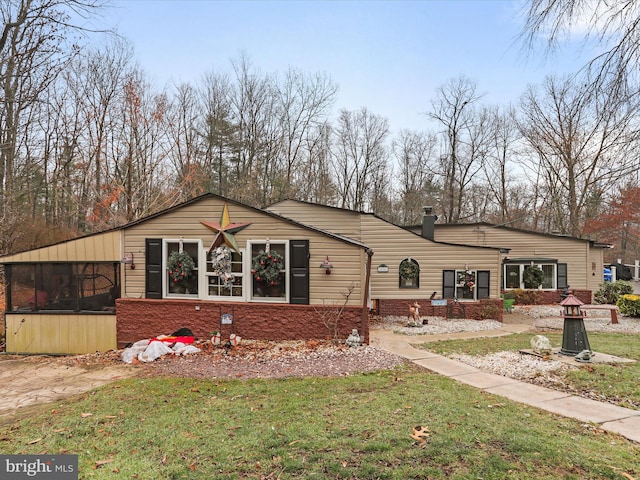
[174,344,201,356]
[138,341,174,362]
[121,340,150,364]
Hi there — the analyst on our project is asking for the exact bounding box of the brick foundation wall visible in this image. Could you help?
[116,299,368,347]
[377,298,504,322]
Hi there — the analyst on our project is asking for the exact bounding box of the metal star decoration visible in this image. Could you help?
[200,203,251,254]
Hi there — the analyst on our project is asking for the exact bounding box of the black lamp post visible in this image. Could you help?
[560,293,591,355]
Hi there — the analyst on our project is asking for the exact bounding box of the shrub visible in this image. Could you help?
[511,288,542,305]
[594,280,634,305]
[617,294,640,317]
[479,303,500,320]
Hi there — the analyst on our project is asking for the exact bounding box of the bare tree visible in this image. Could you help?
[482,105,523,224]
[294,122,337,205]
[429,76,490,222]
[519,0,640,90]
[331,108,390,211]
[274,68,338,200]
[517,74,640,236]
[228,54,281,206]
[393,130,440,225]
[0,0,107,249]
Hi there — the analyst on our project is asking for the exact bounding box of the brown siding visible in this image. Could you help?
[360,216,502,300]
[434,225,604,292]
[122,198,365,306]
[268,201,362,240]
[268,201,504,301]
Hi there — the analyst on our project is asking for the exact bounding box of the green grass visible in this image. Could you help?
[420,332,640,410]
[1,367,639,479]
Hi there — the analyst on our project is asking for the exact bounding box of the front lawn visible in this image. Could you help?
[1,367,638,479]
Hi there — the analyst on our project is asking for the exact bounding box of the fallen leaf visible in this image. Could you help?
[411,425,430,445]
[95,459,113,469]
[27,438,42,445]
[81,413,93,418]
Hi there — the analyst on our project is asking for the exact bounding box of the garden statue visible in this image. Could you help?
[346,329,364,347]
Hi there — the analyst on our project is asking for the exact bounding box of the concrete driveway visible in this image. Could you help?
[0,358,136,420]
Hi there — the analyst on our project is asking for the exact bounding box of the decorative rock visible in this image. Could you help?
[531,335,553,355]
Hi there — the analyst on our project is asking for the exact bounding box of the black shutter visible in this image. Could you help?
[557,263,568,289]
[477,270,490,299]
[145,238,163,299]
[289,240,310,304]
[443,270,455,299]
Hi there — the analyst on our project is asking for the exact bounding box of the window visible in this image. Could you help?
[146,238,299,303]
[503,262,558,290]
[165,240,200,297]
[6,262,120,313]
[505,264,520,289]
[399,258,420,288]
[456,269,476,300]
[443,269,490,300]
[206,248,244,298]
[249,241,287,301]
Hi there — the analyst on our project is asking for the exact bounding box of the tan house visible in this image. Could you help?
[1,194,372,354]
[267,200,505,320]
[411,222,611,303]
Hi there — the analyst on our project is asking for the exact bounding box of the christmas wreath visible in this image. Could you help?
[168,250,196,285]
[523,265,544,289]
[399,259,420,279]
[251,250,284,285]
[462,270,475,290]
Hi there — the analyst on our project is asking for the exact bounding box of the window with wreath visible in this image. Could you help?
[399,258,420,288]
[250,240,286,300]
[165,240,199,296]
[456,269,476,300]
[206,246,244,298]
[503,262,558,290]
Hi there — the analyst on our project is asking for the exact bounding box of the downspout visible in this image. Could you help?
[361,247,374,343]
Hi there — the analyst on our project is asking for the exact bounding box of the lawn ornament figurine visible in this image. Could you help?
[408,301,421,324]
[346,329,364,347]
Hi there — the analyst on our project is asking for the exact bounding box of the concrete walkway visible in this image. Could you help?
[370,325,640,444]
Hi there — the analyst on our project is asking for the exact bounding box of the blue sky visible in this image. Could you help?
[104,0,590,133]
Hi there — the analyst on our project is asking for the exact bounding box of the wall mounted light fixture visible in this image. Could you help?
[121,252,135,269]
[320,256,334,274]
